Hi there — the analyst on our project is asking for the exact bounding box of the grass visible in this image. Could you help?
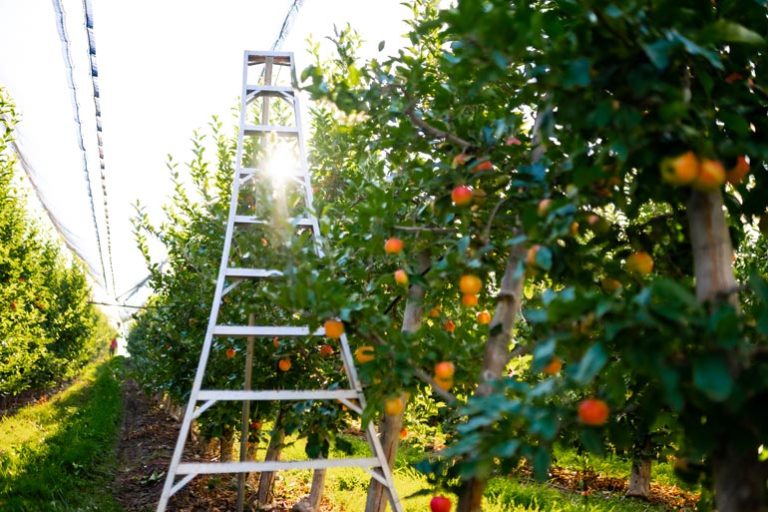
[266,431,675,511]
[0,357,125,512]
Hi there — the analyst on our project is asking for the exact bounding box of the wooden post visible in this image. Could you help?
[236,313,257,512]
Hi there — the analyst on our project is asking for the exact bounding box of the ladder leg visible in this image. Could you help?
[157,52,251,512]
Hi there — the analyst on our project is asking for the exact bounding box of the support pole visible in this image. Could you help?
[236,313,257,512]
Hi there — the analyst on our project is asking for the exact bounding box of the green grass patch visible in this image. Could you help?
[0,357,125,512]
[264,429,672,511]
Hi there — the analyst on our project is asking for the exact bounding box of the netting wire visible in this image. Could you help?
[50,0,109,291]
[81,0,117,295]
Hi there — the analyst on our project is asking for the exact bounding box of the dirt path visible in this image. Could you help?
[112,379,329,511]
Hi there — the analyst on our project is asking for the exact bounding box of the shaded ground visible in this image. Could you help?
[113,379,332,511]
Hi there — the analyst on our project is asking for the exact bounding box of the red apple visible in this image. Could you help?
[430,495,452,512]
[451,185,473,206]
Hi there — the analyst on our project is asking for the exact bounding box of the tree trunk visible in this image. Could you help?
[257,416,286,505]
[307,467,327,510]
[220,425,235,462]
[247,436,261,487]
[457,244,527,512]
[626,458,651,499]
[687,190,768,510]
[713,439,768,512]
[365,251,429,512]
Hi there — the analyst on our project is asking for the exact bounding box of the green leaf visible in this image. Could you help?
[492,439,520,458]
[535,246,552,271]
[378,40,386,51]
[563,58,591,88]
[671,31,723,70]
[693,355,734,402]
[572,343,608,385]
[700,20,765,45]
[642,39,673,69]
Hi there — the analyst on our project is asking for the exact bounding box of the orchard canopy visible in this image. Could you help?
[123,1,768,511]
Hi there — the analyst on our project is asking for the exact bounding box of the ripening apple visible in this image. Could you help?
[444,320,456,333]
[434,361,455,380]
[430,495,452,512]
[324,319,344,339]
[459,274,482,295]
[578,398,609,426]
[278,358,292,372]
[226,347,236,359]
[600,277,622,293]
[384,237,404,254]
[435,376,454,391]
[476,310,491,324]
[428,306,441,318]
[473,160,494,172]
[526,244,541,267]
[537,199,552,217]
[626,251,654,276]
[319,344,334,357]
[451,185,473,206]
[452,153,469,168]
[461,293,478,307]
[384,396,405,416]
[692,159,726,191]
[660,151,699,186]
[727,155,750,185]
[543,356,562,375]
[355,345,375,364]
[394,269,409,286]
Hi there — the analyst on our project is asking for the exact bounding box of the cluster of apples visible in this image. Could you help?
[660,151,749,190]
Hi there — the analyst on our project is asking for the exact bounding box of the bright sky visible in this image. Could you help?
[0,0,412,318]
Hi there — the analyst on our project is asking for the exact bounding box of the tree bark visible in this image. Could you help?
[307,466,327,510]
[456,244,527,512]
[687,189,768,511]
[257,412,286,505]
[626,458,651,499]
[220,425,235,462]
[365,251,429,512]
[713,440,768,512]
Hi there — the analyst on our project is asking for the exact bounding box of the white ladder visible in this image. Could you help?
[157,50,403,512]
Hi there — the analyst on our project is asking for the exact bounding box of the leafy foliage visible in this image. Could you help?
[0,87,114,399]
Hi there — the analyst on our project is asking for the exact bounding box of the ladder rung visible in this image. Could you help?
[213,325,325,337]
[234,215,314,227]
[244,124,298,136]
[239,167,304,180]
[246,51,292,66]
[176,458,381,475]
[245,84,294,96]
[197,390,359,401]
[225,268,283,279]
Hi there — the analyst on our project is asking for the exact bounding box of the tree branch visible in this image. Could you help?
[403,101,471,150]
[361,330,458,404]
